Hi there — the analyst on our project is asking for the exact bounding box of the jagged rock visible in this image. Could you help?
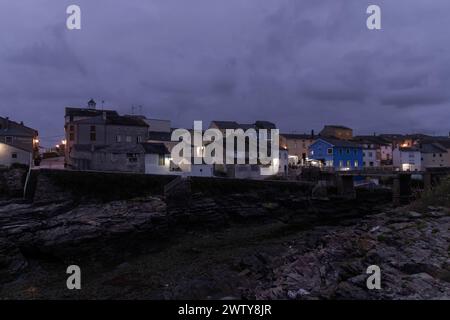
[0,197,167,260]
[0,238,28,282]
[0,167,27,198]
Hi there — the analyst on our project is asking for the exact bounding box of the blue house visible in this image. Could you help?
[309,138,363,170]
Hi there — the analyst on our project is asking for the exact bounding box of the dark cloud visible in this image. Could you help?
[1,0,450,147]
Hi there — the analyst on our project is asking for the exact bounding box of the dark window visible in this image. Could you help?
[5,136,13,143]
[90,125,96,141]
[12,153,17,159]
[327,148,333,155]
[127,153,138,163]
[69,125,74,131]
[346,149,350,154]
[69,133,74,141]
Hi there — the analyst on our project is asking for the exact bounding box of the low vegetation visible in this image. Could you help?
[408,176,450,211]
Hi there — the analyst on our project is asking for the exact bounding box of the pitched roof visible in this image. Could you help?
[316,137,362,148]
[281,133,315,140]
[255,121,277,130]
[73,114,148,127]
[108,115,148,127]
[352,135,391,146]
[420,137,450,148]
[211,120,277,130]
[148,131,172,142]
[140,142,170,154]
[322,125,352,130]
[420,143,448,154]
[65,107,118,118]
[0,116,38,137]
[210,121,240,130]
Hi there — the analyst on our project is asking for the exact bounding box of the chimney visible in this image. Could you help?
[88,99,96,109]
[311,129,314,139]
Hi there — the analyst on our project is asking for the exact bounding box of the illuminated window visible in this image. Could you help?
[158,154,165,166]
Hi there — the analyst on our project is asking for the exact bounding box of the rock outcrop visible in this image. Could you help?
[248,206,450,300]
[0,197,167,268]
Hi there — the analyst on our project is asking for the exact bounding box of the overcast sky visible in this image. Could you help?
[1,0,450,147]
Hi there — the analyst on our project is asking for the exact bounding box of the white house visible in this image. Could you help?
[393,147,422,171]
[0,142,32,167]
[142,143,171,175]
[362,147,380,168]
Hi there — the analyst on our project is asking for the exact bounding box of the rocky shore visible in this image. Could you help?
[0,170,448,299]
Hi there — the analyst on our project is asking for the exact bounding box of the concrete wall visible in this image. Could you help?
[0,142,31,167]
[90,152,144,173]
[145,153,171,175]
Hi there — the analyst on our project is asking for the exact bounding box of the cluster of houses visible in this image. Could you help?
[2,100,450,178]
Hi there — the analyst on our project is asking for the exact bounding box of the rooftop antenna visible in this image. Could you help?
[101,100,105,110]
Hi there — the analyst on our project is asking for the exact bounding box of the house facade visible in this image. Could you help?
[352,136,393,166]
[393,147,422,171]
[420,143,450,169]
[208,120,287,178]
[142,142,171,175]
[309,138,363,170]
[65,101,149,170]
[279,132,315,166]
[0,116,39,167]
